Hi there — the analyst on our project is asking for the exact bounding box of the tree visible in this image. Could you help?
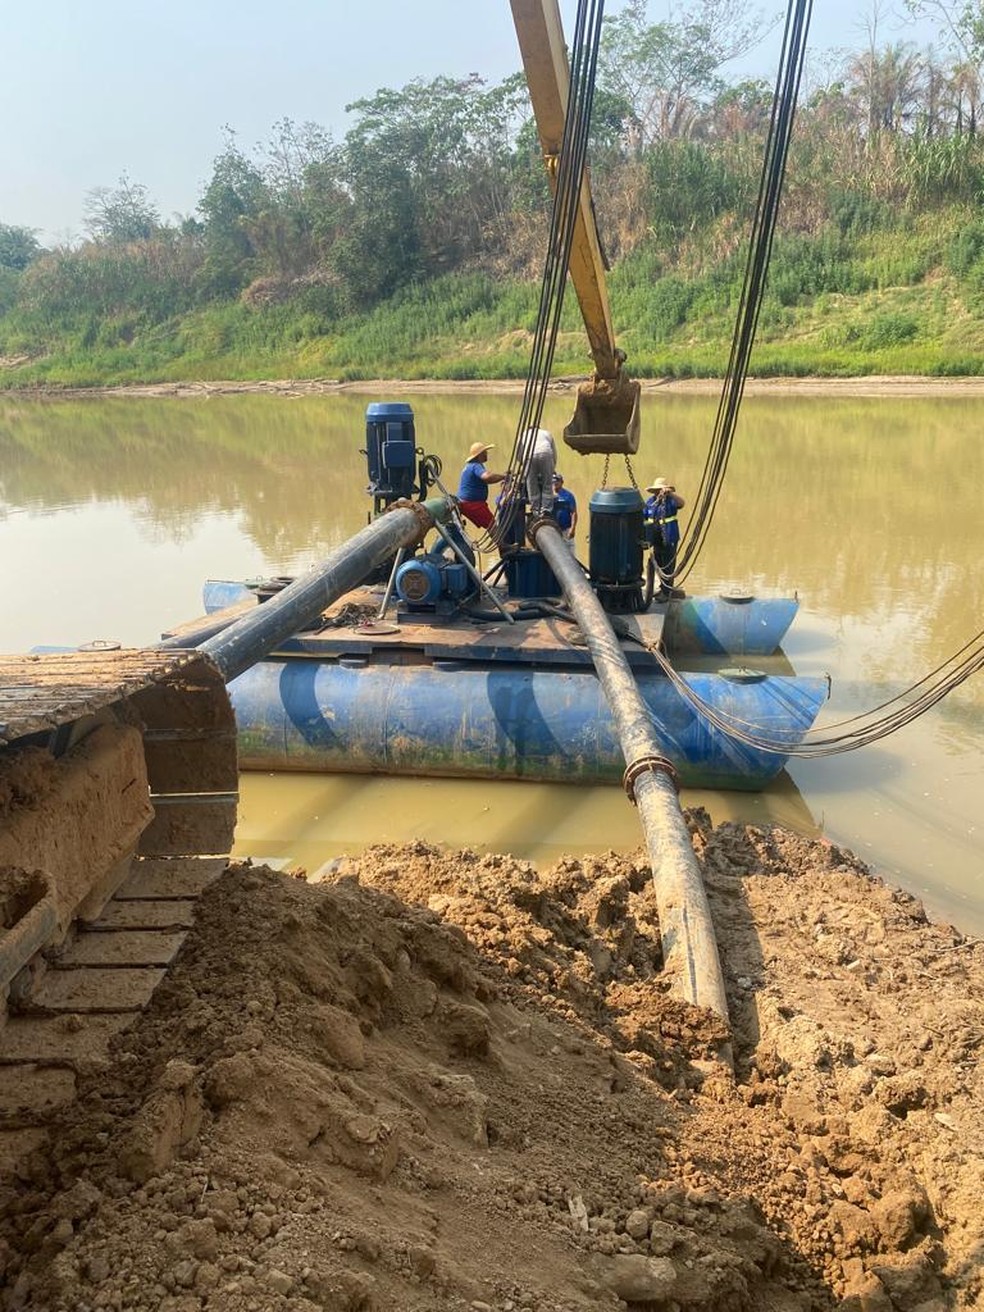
[336,74,525,298]
[83,175,160,244]
[906,0,984,65]
[706,78,775,138]
[259,119,346,275]
[598,0,775,148]
[946,57,982,130]
[197,132,270,295]
[0,223,42,271]
[847,41,924,135]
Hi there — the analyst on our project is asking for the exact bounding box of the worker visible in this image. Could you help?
[644,477,686,597]
[457,441,505,531]
[521,427,556,515]
[551,472,578,544]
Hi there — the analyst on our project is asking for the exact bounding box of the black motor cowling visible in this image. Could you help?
[588,487,645,612]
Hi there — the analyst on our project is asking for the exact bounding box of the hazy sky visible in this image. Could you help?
[1,0,940,244]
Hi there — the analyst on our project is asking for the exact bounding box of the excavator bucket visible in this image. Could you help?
[562,373,641,456]
[0,649,238,1021]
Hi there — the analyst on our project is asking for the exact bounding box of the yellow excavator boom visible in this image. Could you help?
[510,0,641,455]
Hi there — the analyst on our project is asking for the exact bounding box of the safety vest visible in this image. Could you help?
[645,498,677,526]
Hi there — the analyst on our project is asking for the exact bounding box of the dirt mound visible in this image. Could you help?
[1,813,981,1310]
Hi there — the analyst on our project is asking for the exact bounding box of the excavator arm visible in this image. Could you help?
[510,0,641,455]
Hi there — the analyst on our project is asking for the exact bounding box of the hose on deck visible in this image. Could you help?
[529,517,730,1035]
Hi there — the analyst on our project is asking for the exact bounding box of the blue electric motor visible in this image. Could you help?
[396,553,472,613]
[588,486,645,612]
[365,402,418,512]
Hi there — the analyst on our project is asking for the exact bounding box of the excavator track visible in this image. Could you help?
[0,497,454,1176]
[0,649,238,1173]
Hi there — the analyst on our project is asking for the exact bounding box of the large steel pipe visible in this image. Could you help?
[197,499,448,684]
[530,518,729,1027]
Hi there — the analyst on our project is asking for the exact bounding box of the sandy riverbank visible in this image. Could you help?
[7,374,984,400]
[1,816,981,1310]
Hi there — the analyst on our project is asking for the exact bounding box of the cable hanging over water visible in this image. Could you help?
[651,626,984,757]
[673,0,813,588]
[481,0,606,553]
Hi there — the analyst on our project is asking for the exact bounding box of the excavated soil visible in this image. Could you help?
[1,814,982,1311]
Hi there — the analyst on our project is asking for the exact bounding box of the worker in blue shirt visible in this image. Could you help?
[551,473,578,545]
[457,441,505,531]
[644,477,686,598]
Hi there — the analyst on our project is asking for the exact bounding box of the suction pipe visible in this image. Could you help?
[197,498,449,684]
[530,517,730,1028]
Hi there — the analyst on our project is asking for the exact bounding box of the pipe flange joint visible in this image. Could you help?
[622,753,679,803]
[527,512,560,547]
[383,497,439,544]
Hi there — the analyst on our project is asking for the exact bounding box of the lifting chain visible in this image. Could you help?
[598,454,640,493]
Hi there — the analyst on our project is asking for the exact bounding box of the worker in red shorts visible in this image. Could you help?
[456,441,506,530]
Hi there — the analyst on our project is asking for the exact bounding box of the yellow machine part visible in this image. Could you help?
[510,0,641,456]
[564,373,642,456]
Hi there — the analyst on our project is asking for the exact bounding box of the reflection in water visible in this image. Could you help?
[1,391,982,935]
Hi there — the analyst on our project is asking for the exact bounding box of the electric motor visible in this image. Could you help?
[365,402,417,508]
[396,557,443,607]
[588,486,645,612]
[396,555,473,610]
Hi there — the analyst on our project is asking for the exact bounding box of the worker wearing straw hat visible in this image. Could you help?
[457,441,506,530]
[644,476,686,597]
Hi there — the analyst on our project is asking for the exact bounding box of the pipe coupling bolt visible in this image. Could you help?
[622,753,679,803]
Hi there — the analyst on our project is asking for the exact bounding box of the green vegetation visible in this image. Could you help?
[3,0,984,386]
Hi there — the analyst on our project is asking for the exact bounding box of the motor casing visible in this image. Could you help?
[588,486,645,612]
[396,554,472,613]
[365,402,417,508]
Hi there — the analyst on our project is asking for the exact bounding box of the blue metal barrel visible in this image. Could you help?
[226,659,827,790]
[662,595,801,656]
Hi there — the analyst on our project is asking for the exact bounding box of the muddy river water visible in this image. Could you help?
[1,387,981,934]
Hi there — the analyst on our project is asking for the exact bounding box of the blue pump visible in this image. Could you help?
[396,553,473,613]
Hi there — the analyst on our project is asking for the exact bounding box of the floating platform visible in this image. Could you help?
[170,583,826,792]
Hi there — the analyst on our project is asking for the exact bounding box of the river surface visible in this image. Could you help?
[1,389,981,935]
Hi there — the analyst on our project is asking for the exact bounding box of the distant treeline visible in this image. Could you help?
[3,0,984,383]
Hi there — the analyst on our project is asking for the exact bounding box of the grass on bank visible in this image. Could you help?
[3,209,984,387]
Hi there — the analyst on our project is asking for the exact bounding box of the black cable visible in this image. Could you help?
[649,630,984,758]
[674,0,813,585]
[481,0,606,553]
